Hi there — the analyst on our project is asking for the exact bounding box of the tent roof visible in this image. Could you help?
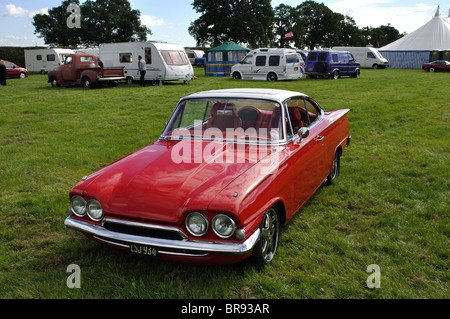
[380,7,450,50]
[207,41,249,52]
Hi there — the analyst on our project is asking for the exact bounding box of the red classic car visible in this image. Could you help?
[4,60,28,79]
[65,89,351,267]
[422,60,450,72]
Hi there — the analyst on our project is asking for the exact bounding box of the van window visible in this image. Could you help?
[331,54,339,63]
[120,53,133,63]
[36,55,42,61]
[308,52,317,61]
[255,56,266,66]
[286,54,299,64]
[47,54,56,62]
[269,56,280,66]
[241,55,253,64]
[367,52,375,59]
[318,53,327,61]
[161,51,189,65]
[145,47,152,64]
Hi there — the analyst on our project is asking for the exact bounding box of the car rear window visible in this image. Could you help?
[286,54,299,64]
[318,53,328,61]
[307,52,317,61]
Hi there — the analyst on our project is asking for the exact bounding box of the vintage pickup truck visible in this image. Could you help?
[48,54,125,89]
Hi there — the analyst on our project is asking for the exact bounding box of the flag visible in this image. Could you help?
[285,32,293,38]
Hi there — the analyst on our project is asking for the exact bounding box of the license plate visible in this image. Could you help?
[308,67,312,71]
[130,243,158,257]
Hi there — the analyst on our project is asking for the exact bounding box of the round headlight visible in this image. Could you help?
[86,199,104,221]
[70,195,86,217]
[185,212,208,237]
[212,214,236,239]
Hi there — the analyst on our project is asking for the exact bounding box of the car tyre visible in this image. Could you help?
[332,70,339,80]
[50,77,60,87]
[82,77,93,89]
[232,72,242,80]
[325,149,341,185]
[429,67,435,73]
[372,64,379,69]
[127,76,134,84]
[251,206,280,269]
[267,72,278,81]
[19,72,27,79]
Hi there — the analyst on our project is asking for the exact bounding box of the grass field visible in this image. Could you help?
[0,68,448,299]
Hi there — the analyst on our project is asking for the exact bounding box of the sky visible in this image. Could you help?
[0,0,449,48]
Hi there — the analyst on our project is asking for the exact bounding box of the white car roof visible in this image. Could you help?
[182,88,307,102]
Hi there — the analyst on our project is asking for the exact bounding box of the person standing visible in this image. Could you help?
[137,55,146,87]
[0,60,7,86]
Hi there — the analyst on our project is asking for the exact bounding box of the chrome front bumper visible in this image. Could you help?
[64,216,260,257]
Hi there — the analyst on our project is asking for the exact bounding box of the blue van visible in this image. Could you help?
[305,50,360,79]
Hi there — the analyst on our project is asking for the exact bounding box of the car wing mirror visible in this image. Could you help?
[297,127,309,144]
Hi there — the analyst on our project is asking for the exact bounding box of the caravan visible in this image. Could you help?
[332,46,389,69]
[24,48,75,73]
[99,42,194,85]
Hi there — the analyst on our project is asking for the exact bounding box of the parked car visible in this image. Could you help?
[4,61,28,79]
[305,50,360,79]
[64,89,351,267]
[48,53,125,89]
[422,60,450,72]
[231,48,304,81]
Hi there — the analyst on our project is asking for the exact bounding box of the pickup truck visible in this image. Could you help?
[48,54,125,89]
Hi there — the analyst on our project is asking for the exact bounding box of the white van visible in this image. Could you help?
[24,48,75,73]
[332,46,389,69]
[99,41,194,84]
[231,48,304,81]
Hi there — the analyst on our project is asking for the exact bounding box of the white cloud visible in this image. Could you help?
[28,8,49,19]
[329,1,437,33]
[1,4,48,19]
[141,15,164,27]
[2,4,28,17]
[0,34,29,46]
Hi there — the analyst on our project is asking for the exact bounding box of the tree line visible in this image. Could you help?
[189,0,404,49]
[31,0,403,50]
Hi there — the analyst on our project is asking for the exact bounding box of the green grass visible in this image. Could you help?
[0,68,448,299]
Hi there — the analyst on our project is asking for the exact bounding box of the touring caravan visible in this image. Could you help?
[99,42,194,85]
[185,49,205,65]
[24,48,75,73]
[332,46,389,69]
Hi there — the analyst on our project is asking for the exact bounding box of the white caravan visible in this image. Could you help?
[332,46,389,69]
[231,48,304,81]
[185,49,205,65]
[24,48,75,73]
[99,42,194,84]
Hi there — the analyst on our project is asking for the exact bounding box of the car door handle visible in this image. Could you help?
[315,136,325,141]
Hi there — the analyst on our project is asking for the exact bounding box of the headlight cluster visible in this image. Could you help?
[185,212,237,239]
[70,195,104,222]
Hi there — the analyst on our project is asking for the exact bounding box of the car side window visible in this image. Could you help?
[65,57,72,65]
[269,56,280,66]
[331,54,339,63]
[304,99,319,125]
[255,56,266,66]
[242,55,253,64]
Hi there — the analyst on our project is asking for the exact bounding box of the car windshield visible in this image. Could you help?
[162,98,284,143]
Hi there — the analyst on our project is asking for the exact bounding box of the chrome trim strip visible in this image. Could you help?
[65,216,260,256]
[102,217,189,239]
